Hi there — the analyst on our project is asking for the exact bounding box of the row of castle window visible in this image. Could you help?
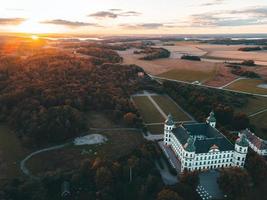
[195,159,232,166]
[196,154,232,160]
[192,163,232,170]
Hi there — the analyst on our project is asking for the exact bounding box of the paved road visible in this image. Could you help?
[220,77,245,89]
[149,74,267,98]
[20,127,161,179]
[20,143,69,179]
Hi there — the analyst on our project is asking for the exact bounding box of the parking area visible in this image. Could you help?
[197,170,224,200]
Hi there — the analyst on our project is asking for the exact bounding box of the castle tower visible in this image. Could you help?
[182,136,196,172]
[233,134,249,167]
[206,111,216,128]
[164,114,175,145]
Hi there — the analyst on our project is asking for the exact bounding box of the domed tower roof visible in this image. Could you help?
[165,114,174,126]
[236,134,249,147]
[184,136,196,152]
[207,111,216,123]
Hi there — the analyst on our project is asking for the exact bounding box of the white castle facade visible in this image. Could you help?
[163,112,249,172]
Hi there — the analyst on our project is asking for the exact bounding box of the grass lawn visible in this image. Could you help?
[147,124,164,135]
[0,125,30,183]
[158,68,217,83]
[152,95,191,121]
[132,96,165,123]
[27,129,144,177]
[250,111,267,140]
[234,96,267,115]
[226,79,267,95]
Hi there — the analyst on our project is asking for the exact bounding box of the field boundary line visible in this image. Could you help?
[249,108,267,118]
[144,91,168,119]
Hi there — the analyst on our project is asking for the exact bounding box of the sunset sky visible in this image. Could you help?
[0,0,267,35]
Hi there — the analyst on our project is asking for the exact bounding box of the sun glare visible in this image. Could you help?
[31,35,39,40]
[15,19,54,34]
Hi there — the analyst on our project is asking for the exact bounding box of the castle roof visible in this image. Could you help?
[184,136,196,152]
[173,122,234,153]
[236,133,249,147]
[241,129,266,150]
[207,111,216,122]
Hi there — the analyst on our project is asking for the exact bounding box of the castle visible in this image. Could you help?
[163,112,249,172]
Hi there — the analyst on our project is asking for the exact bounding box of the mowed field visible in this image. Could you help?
[0,125,30,183]
[226,79,267,95]
[151,95,192,121]
[26,112,144,177]
[132,96,165,123]
[132,94,193,135]
[27,129,144,177]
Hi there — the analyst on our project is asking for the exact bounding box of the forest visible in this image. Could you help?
[0,141,200,200]
[162,81,251,131]
[134,47,170,60]
[0,47,154,146]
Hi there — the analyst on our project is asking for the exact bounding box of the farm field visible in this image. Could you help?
[151,95,192,121]
[158,68,218,83]
[250,112,267,140]
[226,79,267,95]
[27,129,144,177]
[0,125,30,183]
[119,48,239,87]
[132,96,165,123]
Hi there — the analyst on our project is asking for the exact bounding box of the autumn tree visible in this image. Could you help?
[180,170,199,190]
[217,168,250,199]
[123,112,137,126]
[232,112,250,130]
[157,189,183,200]
[245,152,267,185]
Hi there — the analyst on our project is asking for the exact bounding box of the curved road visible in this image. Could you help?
[20,143,68,179]
[20,128,143,179]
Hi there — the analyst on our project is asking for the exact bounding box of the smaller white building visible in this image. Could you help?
[164,112,249,172]
[240,129,267,156]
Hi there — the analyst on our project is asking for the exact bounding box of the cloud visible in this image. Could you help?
[89,11,118,19]
[120,23,168,29]
[200,0,225,6]
[109,9,122,12]
[186,6,267,27]
[41,19,99,27]
[89,10,141,19]
[0,18,25,25]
